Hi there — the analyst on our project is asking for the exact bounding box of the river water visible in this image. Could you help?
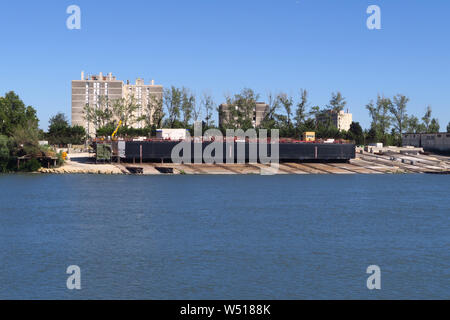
[0,174,448,299]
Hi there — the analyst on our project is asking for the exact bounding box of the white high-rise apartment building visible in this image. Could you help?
[71,72,163,134]
[123,78,163,129]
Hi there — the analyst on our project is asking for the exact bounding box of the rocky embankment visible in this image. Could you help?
[38,167,123,174]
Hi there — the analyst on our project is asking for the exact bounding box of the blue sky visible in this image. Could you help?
[0,0,449,130]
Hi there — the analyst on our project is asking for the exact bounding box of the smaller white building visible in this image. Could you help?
[336,110,353,132]
[156,129,189,141]
[316,110,353,132]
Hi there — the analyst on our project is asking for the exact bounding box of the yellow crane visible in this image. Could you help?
[111,120,123,140]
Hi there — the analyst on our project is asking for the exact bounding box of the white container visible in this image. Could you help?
[369,143,384,148]
[156,129,188,140]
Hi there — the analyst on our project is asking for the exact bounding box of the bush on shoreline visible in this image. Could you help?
[0,91,52,173]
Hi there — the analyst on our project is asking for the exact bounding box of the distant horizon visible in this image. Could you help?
[1,0,449,131]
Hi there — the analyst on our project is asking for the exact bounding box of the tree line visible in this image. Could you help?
[220,88,352,140]
[220,89,445,146]
[82,86,447,146]
[365,95,441,146]
[83,87,216,137]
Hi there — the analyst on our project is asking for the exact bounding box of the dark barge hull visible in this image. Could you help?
[120,141,355,162]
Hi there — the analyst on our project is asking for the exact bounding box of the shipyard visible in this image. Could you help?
[39,130,450,175]
[15,71,443,175]
[31,70,450,175]
[1,72,449,177]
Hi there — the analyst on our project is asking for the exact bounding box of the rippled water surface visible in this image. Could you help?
[0,174,448,299]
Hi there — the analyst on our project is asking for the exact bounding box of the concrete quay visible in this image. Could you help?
[38,150,450,175]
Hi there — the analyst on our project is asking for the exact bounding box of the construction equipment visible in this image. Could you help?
[112,120,123,140]
[302,132,316,142]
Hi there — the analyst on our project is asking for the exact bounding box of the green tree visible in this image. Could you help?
[82,103,94,136]
[365,126,378,144]
[366,95,392,143]
[0,135,9,172]
[181,88,195,127]
[192,94,202,123]
[447,122,450,133]
[70,126,86,144]
[348,122,364,145]
[299,118,316,132]
[422,106,432,131]
[366,101,378,128]
[9,122,41,158]
[48,112,70,145]
[82,99,112,132]
[315,122,342,139]
[327,91,347,113]
[309,106,321,127]
[313,92,346,131]
[0,91,39,136]
[294,89,308,128]
[144,94,164,128]
[278,93,293,127]
[164,86,183,128]
[50,112,69,128]
[18,158,41,172]
[96,96,113,127]
[260,92,280,129]
[429,118,440,133]
[389,94,409,145]
[223,88,259,130]
[47,113,86,145]
[112,95,139,128]
[406,115,425,133]
[201,93,215,127]
[420,106,441,133]
[0,92,43,171]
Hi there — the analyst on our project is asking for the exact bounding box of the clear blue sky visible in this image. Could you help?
[0,0,449,130]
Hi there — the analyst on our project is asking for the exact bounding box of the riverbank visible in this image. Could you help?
[35,149,450,175]
[38,153,124,175]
